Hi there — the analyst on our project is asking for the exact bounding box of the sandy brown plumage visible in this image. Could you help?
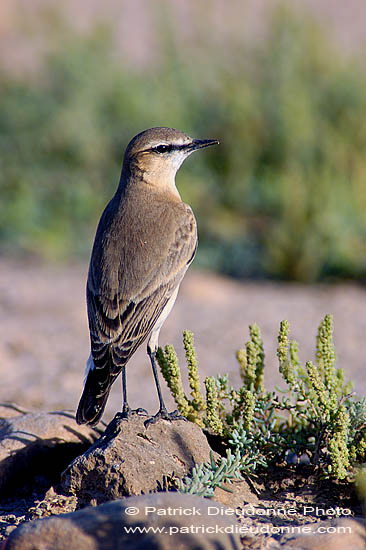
[76,127,218,426]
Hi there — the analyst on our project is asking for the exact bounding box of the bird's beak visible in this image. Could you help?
[186,139,219,152]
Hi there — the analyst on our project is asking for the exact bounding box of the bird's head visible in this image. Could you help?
[121,127,218,195]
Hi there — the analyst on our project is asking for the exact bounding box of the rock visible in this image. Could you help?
[0,410,100,495]
[214,479,259,508]
[61,414,213,505]
[4,492,242,550]
[279,517,366,549]
[0,403,29,419]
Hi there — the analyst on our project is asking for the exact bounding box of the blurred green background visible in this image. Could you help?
[1,2,365,282]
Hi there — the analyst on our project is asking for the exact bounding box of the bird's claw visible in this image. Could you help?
[144,408,186,428]
[117,407,149,421]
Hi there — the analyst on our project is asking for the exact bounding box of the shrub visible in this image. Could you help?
[157,315,366,495]
[1,7,366,279]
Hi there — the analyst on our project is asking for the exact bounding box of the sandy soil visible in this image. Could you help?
[0,258,365,425]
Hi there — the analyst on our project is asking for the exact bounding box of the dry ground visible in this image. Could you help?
[0,258,365,424]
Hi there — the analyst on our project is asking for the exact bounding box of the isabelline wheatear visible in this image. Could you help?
[76,127,218,427]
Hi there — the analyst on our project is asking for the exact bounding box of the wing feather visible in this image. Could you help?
[87,203,197,390]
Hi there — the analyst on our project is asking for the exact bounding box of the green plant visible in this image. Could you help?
[157,331,205,426]
[177,450,244,498]
[157,314,366,491]
[1,7,366,280]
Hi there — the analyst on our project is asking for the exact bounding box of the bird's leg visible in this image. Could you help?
[144,347,186,428]
[121,365,130,417]
[118,366,148,420]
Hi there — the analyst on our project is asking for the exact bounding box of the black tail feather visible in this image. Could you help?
[76,376,111,426]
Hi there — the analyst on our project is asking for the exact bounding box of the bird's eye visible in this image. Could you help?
[154,144,172,154]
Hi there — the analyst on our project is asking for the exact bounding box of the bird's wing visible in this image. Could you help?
[87,204,197,380]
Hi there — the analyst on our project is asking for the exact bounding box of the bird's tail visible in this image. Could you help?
[76,354,112,426]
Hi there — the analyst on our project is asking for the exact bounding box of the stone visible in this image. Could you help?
[0,410,100,495]
[0,403,29,419]
[279,517,366,550]
[214,479,259,508]
[3,491,243,550]
[61,414,213,505]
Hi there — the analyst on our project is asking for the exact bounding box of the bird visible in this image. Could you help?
[76,127,219,427]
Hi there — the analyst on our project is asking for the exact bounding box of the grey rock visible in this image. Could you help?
[285,451,298,466]
[4,492,242,550]
[0,403,29,419]
[214,479,259,508]
[299,453,310,466]
[0,410,99,495]
[279,516,366,550]
[61,414,213,505]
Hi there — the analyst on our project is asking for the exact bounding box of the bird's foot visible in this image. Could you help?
[144,408,186,428]
[117,406,149,421]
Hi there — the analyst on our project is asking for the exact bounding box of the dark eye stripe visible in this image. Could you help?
[155,144,173,154]
[141,143,189,155]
